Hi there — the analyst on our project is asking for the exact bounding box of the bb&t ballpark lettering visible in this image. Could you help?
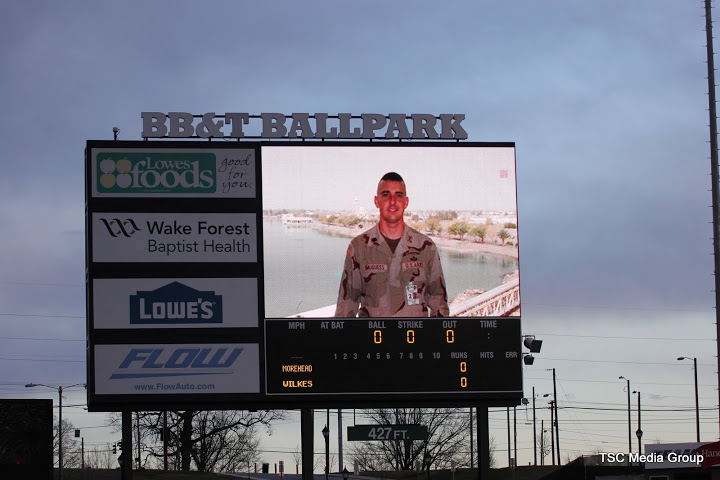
[141,112,468,140]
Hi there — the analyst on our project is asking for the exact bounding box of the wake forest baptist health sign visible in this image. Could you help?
[141,112,469,140]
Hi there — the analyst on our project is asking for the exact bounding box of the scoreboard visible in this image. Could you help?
[265,318,521,401]
[85,140,522,411]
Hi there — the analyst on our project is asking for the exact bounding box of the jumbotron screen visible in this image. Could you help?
[86,141,521,410]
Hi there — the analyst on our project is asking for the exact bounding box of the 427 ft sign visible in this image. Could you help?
[347,425,428,441]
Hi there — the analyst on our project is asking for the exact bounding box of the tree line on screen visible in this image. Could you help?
[265,210,517,247]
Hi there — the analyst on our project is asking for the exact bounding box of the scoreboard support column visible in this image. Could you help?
[477,405,490,480]
[121,410,133,480]
[301,408,314,480]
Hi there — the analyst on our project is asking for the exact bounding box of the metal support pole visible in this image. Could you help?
[136,411,141,470]
[704,0,720,443]
[301,409,314,480]
[122,411,133,480]
[476,405,490,480]
[636,392,642,453]
[163,412,168,471]
[338,409,344,474]
[470,407,475,469]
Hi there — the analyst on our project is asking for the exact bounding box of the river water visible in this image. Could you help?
[262,220,518,318]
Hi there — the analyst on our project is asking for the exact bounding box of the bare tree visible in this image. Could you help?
[537,430,551,465]
[85,443,118,469]
[347,408,471,471]
[54,416,80,468]
[125,410,283,472]
[487,435,497,469]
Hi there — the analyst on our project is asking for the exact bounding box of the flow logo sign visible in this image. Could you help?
[97,152,216,194]
[94,343,261,394]
[129,282,222,325]
[110,346,243,379]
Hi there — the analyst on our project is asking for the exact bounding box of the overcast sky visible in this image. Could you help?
[1,0,718,468]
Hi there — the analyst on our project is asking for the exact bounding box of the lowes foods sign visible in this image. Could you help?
[90,148,255,198]
[94,344,260,395]
[93,278,258,329]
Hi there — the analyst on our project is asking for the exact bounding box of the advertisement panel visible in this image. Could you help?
[91,212,257,263]
[93,343,260,395]
[90,147,256,198]
[92,278,258,329]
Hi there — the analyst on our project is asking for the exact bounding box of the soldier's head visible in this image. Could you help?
[375,172,409,228]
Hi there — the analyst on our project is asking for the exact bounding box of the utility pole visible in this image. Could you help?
[549,402,555,466]
[532,387,537,466]
[619,376,631,453]
[513,407,517,467]
[552,368,560,464]
[506,407,511,467]
[540,421,544,466]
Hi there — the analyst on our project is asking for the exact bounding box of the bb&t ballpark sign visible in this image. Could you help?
[141,112,468,140]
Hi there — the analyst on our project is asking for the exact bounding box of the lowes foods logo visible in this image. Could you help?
[110,346,242,379]
[129,282,222,325]
[97,152,216,193]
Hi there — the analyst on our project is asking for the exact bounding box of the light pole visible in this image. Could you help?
[678,357,700,442]
[25,382,86,480]
[619,376,632,453]
[322,425,329,480]
[632,390,642,453]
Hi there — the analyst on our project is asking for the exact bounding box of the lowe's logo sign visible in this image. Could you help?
[110,347,242,379]
[129,282,222,324]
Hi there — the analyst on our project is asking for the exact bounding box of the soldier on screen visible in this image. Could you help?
[334,172,449,318]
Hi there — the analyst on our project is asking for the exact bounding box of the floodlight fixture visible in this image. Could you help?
[523,335,543,353]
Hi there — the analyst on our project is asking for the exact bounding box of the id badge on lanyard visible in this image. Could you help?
[405,281,420,305]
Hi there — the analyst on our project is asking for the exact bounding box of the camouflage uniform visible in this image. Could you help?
[334,224,449,317]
